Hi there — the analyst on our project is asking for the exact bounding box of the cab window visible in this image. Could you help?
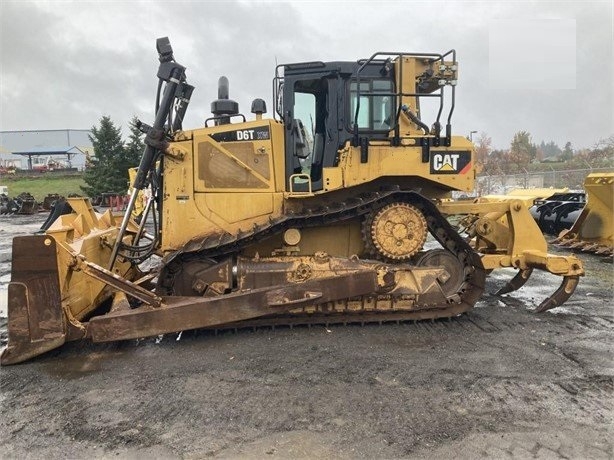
[349,79,394,131]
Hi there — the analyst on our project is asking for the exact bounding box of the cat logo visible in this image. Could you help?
[430,151,471,175]
[433,153,460,171]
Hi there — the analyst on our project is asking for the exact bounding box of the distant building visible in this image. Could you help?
[0,129,92,171]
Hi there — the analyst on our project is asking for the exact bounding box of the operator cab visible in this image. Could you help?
[277,60,396,193]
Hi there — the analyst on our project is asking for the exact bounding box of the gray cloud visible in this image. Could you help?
[1,0,612,151]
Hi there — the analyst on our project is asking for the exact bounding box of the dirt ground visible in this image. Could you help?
[0,213,612,459]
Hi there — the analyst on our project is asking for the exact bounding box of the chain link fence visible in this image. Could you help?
[473,167,613,196]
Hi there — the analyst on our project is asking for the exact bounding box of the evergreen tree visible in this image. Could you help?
[124,116,145,172]
[81,116,128,197]
[509,131,537,170]
[561,141,574,161]
[539,140,562,159]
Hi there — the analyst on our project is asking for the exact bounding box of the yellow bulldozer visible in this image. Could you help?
[1,38,584,364]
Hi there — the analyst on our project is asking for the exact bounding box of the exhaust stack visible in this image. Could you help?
[211,76,239,125]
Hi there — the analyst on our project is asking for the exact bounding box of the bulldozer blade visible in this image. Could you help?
[495,268,534,296]
[1,235,65,365]
[88,271,378,343]
[535,275,580,313]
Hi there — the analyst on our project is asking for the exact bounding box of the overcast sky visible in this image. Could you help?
[1,0,612,151]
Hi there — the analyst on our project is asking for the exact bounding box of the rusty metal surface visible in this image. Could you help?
[495,268,534,296]
[210,303,475,331]
[76,257,162,307]
[87,271,379,343]
[535,276,581,313]
[1,235,65,365]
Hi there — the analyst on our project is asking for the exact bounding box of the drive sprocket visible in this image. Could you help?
[363,202,428,261]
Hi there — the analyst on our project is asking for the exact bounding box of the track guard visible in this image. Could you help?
[1,235,65,365]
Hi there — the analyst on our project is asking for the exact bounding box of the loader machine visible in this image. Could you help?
[1,38,584,364]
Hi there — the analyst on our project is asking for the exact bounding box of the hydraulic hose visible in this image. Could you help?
[401,104,430,134]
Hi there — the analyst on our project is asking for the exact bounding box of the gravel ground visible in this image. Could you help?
[0,213,612,459]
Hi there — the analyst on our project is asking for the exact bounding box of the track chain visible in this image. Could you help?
[158,189,486,322]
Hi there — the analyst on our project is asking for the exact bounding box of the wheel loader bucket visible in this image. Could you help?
[553,172,614,255]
